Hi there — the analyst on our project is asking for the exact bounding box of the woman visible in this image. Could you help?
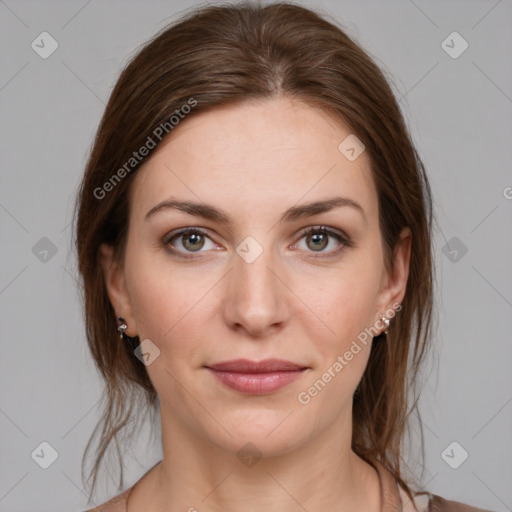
[74,2,497,511]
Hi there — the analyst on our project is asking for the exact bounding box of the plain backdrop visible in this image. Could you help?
[1,0,511,511]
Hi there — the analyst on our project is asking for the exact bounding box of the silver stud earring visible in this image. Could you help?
[380,316,390,335]
[117,316,128,340]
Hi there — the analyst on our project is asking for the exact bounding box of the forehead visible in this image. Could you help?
[129,96,378,224]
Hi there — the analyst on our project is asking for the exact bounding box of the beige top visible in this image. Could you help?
[83,458,497,512]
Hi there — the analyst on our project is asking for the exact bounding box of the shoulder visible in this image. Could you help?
[409,490,499,512]
[83,485,133,512]
[427,493,500,512]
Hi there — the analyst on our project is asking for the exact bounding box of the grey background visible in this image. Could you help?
[1,0,511,511]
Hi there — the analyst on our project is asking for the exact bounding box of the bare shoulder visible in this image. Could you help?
[429,493,499,512]
[83,486,133,512]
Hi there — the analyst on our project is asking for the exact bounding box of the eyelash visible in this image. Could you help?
[163,225,352,260]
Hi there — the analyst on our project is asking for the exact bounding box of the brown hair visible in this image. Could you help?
[74,0,436,500]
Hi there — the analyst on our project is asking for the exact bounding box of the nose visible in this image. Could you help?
[222,242,289,337]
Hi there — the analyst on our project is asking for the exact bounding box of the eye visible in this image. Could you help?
[293,225,351,257]
[163,225,351,259]
[164,228,218,257]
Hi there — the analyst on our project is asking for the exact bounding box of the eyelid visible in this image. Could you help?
[296,225,350,242]
[162,226,215,244]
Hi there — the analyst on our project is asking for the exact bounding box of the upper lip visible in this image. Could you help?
[206,358,308,373]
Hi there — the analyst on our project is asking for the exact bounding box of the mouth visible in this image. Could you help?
[205,358,309,395]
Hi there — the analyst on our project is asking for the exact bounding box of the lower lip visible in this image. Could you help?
[207,368,306,394]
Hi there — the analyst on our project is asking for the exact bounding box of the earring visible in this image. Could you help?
[117,316,128,340]
[380,316,390,335]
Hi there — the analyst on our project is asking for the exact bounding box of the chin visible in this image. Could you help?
[205,409,311,457]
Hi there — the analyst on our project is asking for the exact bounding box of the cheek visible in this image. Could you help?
[125,250,219,358]
[305,260,382,349]
[300,276,377,407]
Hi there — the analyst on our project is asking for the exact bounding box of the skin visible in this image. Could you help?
[100,95,411,512]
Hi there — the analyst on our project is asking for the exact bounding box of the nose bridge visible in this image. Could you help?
[224,235,287,333]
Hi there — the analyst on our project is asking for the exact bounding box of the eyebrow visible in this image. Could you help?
[144,196,366,224]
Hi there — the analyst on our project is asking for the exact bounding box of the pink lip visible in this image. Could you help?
[205,359,308,395]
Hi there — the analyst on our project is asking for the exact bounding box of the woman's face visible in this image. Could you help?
[101,95,410,456]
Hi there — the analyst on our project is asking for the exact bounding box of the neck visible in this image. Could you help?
[127,407,381,512]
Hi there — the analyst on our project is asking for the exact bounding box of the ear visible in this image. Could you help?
[99,243,138,337]
[374,227,412,324]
